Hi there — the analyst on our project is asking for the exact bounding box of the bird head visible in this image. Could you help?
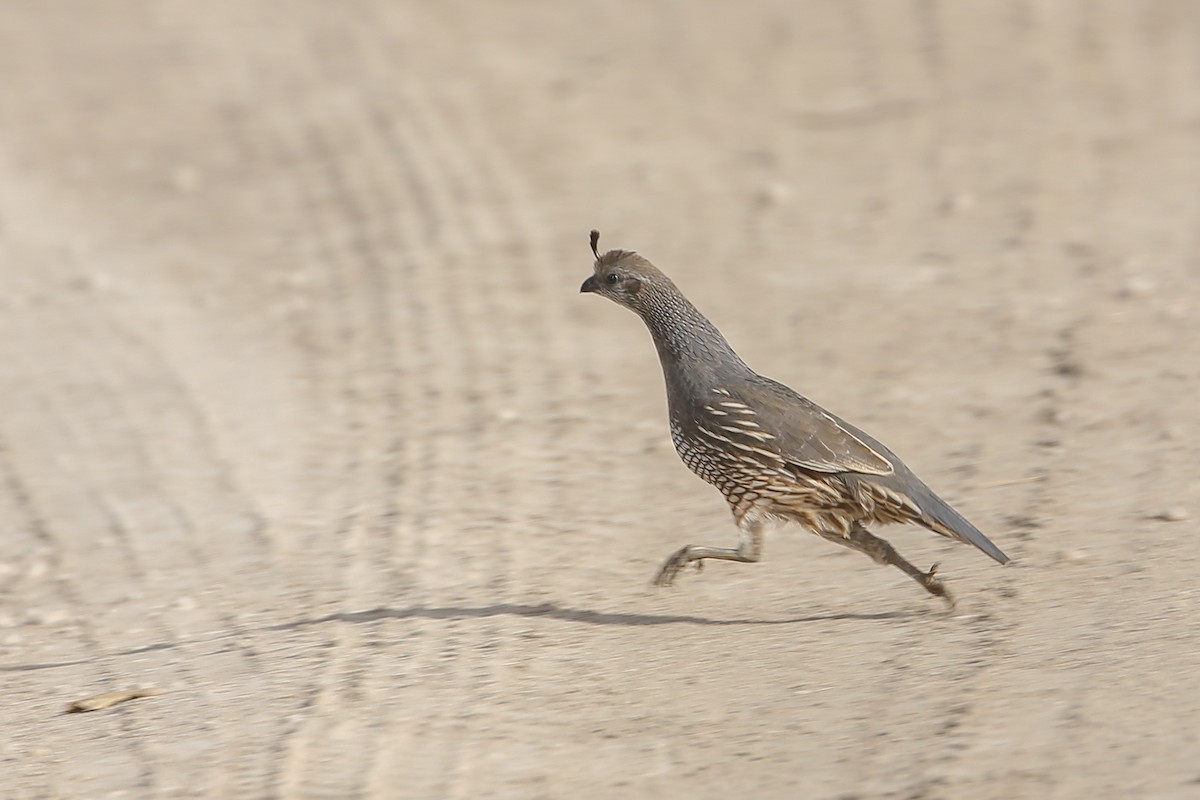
[579,230,672,313]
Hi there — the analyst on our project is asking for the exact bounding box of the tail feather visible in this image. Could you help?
[920,491,1010,565]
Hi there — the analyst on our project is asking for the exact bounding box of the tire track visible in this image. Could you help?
[406,74,601,798]
[349,76,485,796]
[72,313,287,797]
[5,302,291,795]
[255,27,508,794]
[375,76,521,799]
[342,11,613,791]
[261,8,590,792]
[0,23,374,796]
[269,118,386,799]
[0,443,154,796]
[0,309,161,795]
[272,50,522,800]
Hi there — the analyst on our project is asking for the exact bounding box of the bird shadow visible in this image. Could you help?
[0,603,917,673]
[265,602,917,630]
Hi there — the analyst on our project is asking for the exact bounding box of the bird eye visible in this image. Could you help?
[605,273,620,285]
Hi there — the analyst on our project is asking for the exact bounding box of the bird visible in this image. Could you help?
[579,230,1008,607]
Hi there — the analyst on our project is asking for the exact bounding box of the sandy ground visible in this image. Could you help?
[1,2,1199,798]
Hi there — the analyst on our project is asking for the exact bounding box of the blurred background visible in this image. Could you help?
[1,2,1198,798]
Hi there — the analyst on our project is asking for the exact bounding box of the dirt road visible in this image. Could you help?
[1,3,1198,797]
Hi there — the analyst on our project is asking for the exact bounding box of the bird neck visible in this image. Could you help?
[635,288,752,389]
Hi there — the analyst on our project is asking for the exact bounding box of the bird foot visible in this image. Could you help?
[652,546,696,587]
[920,562,956,610]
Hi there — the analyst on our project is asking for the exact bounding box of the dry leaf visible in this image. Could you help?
[66,688,160,713]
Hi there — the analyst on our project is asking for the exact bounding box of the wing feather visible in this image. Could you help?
[714,378,895,476]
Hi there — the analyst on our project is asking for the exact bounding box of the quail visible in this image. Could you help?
[580,230,1008,606]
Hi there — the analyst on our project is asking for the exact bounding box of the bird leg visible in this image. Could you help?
[653,519,763,587]
[841,523,955,608]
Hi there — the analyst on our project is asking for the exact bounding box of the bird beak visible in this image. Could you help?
[580,275,598,293]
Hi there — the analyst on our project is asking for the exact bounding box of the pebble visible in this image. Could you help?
[26,608,71,626]
[1117,276,1156,299]
[171,164,202,192]
[755,182,792,208]
[1150,507,1189,522]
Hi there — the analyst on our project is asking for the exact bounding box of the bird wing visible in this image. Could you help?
[710,379,895,476]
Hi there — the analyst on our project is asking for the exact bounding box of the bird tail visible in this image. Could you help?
[920,490,1010,565]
